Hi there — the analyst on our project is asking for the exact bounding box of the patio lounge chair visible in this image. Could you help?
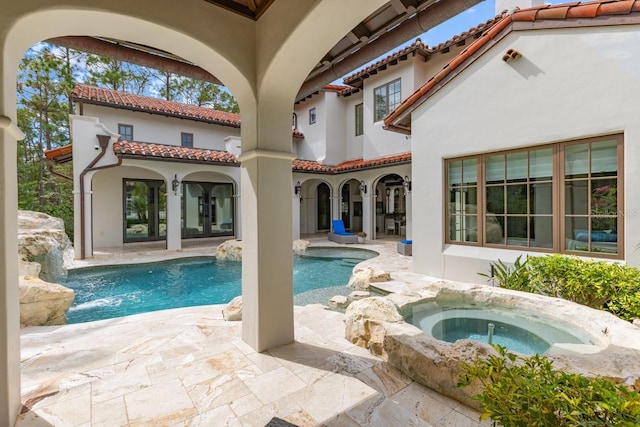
[328,219,358,244]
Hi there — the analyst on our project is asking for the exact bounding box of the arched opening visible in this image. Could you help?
[181,171,236,239]
[374,173,407,239]
[340,178,365,234]
[316,182,331,231]
[298,178,332,236]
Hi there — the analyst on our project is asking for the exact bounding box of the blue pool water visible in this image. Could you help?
[61,247,377,323]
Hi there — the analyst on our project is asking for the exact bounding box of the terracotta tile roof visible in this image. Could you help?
[293,152,411,174]
[343,16,503,88]
[385,0,640,133]
[47,139,408,172]
[292,129,305,139]
[113,141,240,166]
[73,83,241,128]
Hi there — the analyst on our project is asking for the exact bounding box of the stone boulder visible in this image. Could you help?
[348,291,371,301]
[347,267,392,290]
[18,210,74,281]
[382,323,495,409]
[217,239,312,260]
[19,275,75,326]
[215,240,243,261]
[328,295,349,309]
[345,297,403,354]
[293,239,310,254]
[223,296,242,321]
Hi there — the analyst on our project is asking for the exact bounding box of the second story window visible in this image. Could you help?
[118,124,133,141]
[309,107,316,125]
[355,103,363,136]
[374,78,401,122]
[292,112,298,130]
[181,133,194,148]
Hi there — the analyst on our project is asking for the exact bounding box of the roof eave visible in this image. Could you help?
[116,152,241,167]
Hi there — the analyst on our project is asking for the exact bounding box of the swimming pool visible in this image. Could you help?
[61,247,377,323]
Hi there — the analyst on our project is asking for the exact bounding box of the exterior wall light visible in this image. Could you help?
[359,180,367,195]
[294,181,302,200]
[403,175,412,194]
[386,187,391,197]
[172,174,181,193]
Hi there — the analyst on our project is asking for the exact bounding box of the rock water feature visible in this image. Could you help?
[18,210,75,326]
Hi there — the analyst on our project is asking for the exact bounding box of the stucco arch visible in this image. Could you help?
[2,3,256,114]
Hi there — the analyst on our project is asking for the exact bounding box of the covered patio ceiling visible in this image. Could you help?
[48,0,481,102]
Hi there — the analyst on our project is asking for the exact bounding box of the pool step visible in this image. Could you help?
[339,259,361,267]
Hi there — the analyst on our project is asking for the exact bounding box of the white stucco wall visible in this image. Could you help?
[343,92,364,160]
[81,104,240,150]
[362,63,413,159]
[410,25,640,283]
[324,93,347,165]
[294,95,326,162]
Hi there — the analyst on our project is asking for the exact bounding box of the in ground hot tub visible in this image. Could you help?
[405,301,600,355]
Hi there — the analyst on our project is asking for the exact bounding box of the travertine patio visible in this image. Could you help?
[16,241,488,426]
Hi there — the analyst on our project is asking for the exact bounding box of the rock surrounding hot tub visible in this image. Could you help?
[344,281,640,409]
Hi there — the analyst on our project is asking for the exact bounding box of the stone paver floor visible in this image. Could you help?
[17,304,487,427]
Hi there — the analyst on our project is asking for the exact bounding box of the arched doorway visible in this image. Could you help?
[374,174,407,238]
[298,179,332,235]
[340,178,365,233]
[317,182,331,231]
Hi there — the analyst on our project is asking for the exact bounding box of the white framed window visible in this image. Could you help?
[181,133,193,148]
[355,103,363,136]
[373,79,401,121]
[118,124,133,141]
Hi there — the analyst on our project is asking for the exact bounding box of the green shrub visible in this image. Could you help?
[483,254,640,321]
[458,346,640,426]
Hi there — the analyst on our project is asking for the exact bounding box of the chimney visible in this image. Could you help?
[495,0,543,15]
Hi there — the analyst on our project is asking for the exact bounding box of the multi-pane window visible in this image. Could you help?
[484,148,554,249]
[445,135,622,258]
[447,158,479,243]
[181,132,194,148]
[355,103,363,136]
[374,79,401,121]
[118,124,133,141]
[309,108,316,125]
[564,138,620,255]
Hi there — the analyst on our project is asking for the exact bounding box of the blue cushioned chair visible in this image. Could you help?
[328,219,358,244]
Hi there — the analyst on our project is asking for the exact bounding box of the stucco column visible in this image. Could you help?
[405,190,412,240]
[292,190,301,240]
[166,191,181,251]
[362,189,373,238]
[238,148,295,351]
[0,115,23,426]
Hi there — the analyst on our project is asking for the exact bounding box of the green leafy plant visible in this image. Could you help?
[480,255,530,290]
[481,254,640,321]
[458,346,640,426]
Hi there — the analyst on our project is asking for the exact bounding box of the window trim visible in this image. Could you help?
[373,78,401,122]
[444,134,624,259]
[118,123,133,141]
[309,107,316,125]
[355,103,363,136]
[181,132,194,148]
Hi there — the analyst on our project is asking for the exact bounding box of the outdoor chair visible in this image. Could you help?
[328,219,358,244]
